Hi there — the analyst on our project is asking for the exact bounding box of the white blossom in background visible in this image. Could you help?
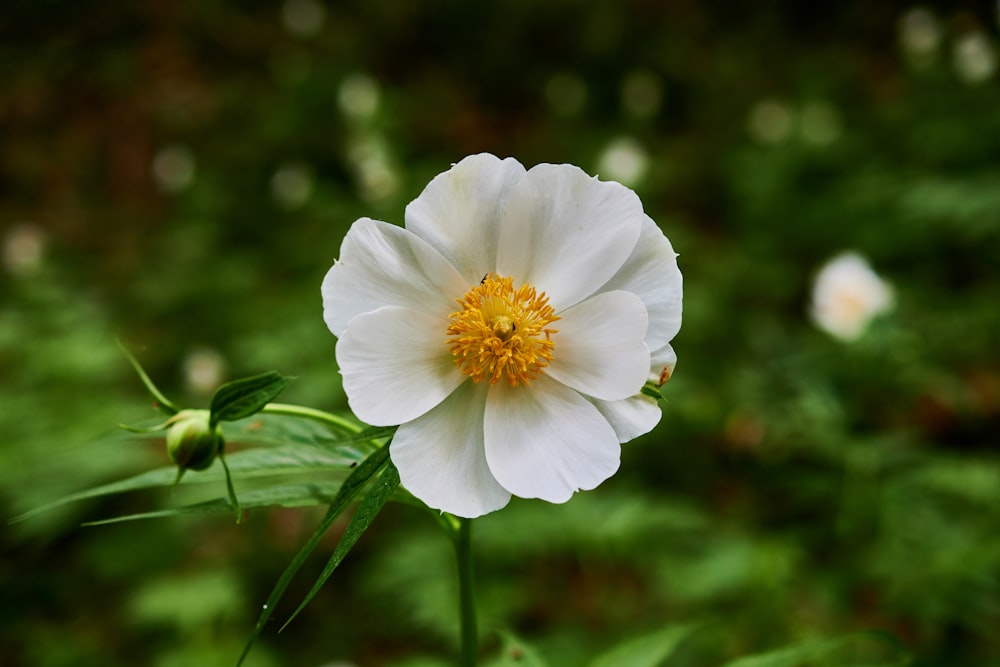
[953,31,997,85]
[182,347,227,395]
[3,223,46,276]
[346,135,400,204]
[596,137,650,188]
[898,7,942,67]
[281,0,325,37]
[338,73,380,121]
[322,154,682,518]
[271,162,315,209]
[810,252,894,342]
[151,145,196,193]
[748,99,794,145]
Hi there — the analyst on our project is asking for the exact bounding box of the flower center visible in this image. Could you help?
[446,274,560,387]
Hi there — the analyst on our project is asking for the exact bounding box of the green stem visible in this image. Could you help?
[455,517,478,667]
[260,402,361,434]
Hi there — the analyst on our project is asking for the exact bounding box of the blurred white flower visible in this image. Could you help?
[151,145,196,193]
[596,136,650,187]
[338,73,380,120]
[271,162,315,209]
[3,222,45,276]
[748,99,794,145]
[953,31,997,85]
[346,135,400,204]
[182,347,226,395]
[810,252,893,342]
[898,7,942,66]
[322,154,682,517]
[281,0,325,37]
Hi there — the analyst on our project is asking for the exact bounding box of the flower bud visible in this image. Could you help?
[165,409,222,471]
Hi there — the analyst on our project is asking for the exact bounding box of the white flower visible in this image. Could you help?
[810,251,893,342]
[322,154,683,518]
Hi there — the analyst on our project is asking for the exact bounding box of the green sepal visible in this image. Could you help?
[118,418,173,434]
[210,371,294,425]
[640,381,665,401]
[117,340,179,415]
[236,434,395,667]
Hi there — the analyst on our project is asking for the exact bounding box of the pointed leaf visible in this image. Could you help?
[237,440,393,667]
[11,442,367,523]
[210,371,293,424]
[279,460,400,631]
[589,623,699,667]
[720,633,910,667]
[81,481,350,525]
[118,340,179,415]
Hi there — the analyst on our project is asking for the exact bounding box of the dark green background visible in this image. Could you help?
[3,2,999,665]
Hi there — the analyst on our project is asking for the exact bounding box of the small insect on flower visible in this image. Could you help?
[322,153,683,517]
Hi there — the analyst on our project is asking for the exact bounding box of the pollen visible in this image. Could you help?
[446,274,560,387]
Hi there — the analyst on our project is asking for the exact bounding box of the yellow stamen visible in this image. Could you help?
[446,274,560,387]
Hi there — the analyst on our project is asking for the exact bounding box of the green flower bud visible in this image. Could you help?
[165,409,222,471]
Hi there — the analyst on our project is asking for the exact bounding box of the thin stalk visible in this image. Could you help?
[455,517,478,666]
[260,402,360,434]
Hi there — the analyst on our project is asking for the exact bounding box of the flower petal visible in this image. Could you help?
[391,381,511,518]
[484,376,620,503]
[405,154,526,284]
[336,306,463,426]
[496,163,644,310]
[649,342,678,384]
[599,214,683,350]
[588,395,662,443]
[545,290,650,401]
[322,218,468,337]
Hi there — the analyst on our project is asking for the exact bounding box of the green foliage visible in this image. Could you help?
[210,372,294,425]
[5,1,1000,666]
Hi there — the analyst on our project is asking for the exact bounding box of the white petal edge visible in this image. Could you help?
[405,154,526,285]
[649,343,678,384]
[391,381,511,518]
[336,306,464,426]
[322,218,469,337]
[484,375,621,503]
[545,290,650,402]
[598,214,683,350]
[589,394,662,443]
[496,163,645,310]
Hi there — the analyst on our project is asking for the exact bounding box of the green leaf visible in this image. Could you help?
[118,340,179,415]
[589,624,699,667]
[81,481,349,525]
[237,440,393,667]
[210,371,293,424]
[485,632,549,667]
[11,442,365,523]
[279,459,400,631]
[719,633,910,667]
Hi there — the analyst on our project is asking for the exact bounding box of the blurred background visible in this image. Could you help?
[3,1,1000,665]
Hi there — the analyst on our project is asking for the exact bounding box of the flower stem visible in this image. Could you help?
[260,402,361,434]
[455,517,478,666]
